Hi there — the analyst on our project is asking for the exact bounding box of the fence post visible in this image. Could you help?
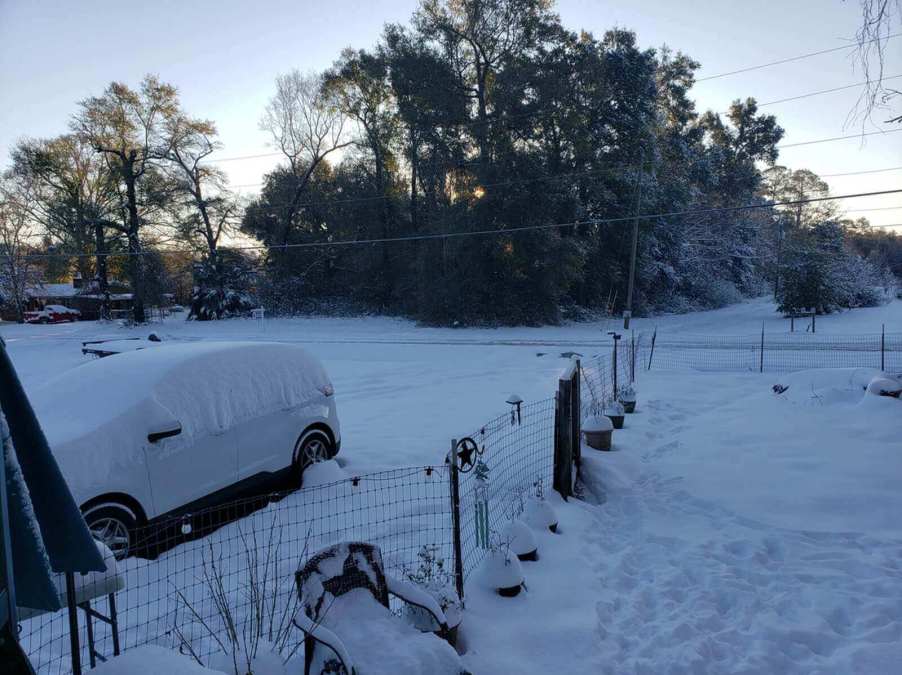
[881,324,885,371]
[66,572,82,675]
[554,376,573,500]
[572,360,581,489]
[812,311,816,334]
[759,324,765,373]
[647,327,657,370]
[448,439,465,603]
[630,332,636,383]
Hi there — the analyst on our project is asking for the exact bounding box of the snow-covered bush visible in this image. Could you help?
[403,545,462,630]
[188,251,256,321]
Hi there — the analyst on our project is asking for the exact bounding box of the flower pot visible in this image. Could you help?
[523,497,558,533]
[621,400,636,414]
[501,519,539,561]
[606,414,625,429]
[478,549,525,597]
[583,428,612,450]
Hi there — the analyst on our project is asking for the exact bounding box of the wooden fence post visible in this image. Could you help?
[759,324,765,373]
[448,440,465,603]
[647,327,657,371]
[554,367,574,500]
[571,361,581,489]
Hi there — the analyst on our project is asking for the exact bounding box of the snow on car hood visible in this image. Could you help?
[29,342,332,498]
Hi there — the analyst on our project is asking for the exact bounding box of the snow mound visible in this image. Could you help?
[583,415,613,432]
[92,645,221,674]
[303,460,346,487]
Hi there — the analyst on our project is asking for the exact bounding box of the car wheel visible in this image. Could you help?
[83,505,137,560]
[294,430,332,487]
[39,317,49,324]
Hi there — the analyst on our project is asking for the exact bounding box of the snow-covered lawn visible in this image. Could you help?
[4,296,901,674]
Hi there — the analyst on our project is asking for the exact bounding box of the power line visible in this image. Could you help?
[755,74,902,108]
[696,32,902,82]
[777,128,902,149]
[21,188,902,261]
[821,165,902,177]
[209,126,902,167]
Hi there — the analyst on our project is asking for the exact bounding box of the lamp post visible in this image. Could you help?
[506,394,523,426]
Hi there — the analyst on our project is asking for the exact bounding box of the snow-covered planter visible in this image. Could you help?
[404,545,463,645]
[583,414,613,451]
[500,518,538,561]
[478,547,525,597]
[618,385,637,413]
[523,494,558,533]
[604,400,625,429]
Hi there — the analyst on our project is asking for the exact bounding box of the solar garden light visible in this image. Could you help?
[506,394,523,426]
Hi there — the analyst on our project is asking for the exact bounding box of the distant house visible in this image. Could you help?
[4,276,134,321]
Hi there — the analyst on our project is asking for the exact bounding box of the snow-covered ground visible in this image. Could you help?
[4,296,902,674]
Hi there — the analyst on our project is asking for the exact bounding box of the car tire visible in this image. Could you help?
[294,430,333,488]
[39,317,49,324]
[83,504,138,560]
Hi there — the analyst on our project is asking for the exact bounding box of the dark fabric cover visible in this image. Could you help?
[0,336,105,611]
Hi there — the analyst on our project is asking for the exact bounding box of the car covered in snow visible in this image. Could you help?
[30,341,341,558]
[24,304,81,323]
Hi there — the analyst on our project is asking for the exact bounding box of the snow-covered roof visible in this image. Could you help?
[34,283,79,298]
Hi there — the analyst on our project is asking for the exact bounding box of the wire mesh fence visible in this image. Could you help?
[645,331,902,373]
[20,466,455,674]
[20,401,575,673]
[454,398,556,583]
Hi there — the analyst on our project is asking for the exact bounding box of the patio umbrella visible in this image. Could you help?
[0,336,105,613]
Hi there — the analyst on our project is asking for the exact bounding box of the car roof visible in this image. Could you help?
[31,341,330,448]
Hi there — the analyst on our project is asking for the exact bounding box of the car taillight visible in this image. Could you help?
[320,383,335,397]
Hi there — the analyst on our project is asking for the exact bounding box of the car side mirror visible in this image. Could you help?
[148,420,182,443]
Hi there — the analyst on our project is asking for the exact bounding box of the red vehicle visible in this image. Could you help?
[24,304,81,324]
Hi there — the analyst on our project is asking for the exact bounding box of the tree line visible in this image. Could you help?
[1,0,897,325]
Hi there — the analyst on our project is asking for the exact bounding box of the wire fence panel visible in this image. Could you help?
[20,466,453,674]
[646,331,902,373]
[455,398,556,583]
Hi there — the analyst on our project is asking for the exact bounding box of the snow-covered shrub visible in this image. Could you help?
[188,251,257,321]
[403,545,462,629]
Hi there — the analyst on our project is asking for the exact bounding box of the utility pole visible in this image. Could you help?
[623,155,644,330]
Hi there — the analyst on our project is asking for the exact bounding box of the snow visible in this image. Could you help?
[309,588,462,675]
[25,342,332,496]
[91,646,221,674]
[583,414,613,433]
[4,296,902,674]
[301,459,346,487]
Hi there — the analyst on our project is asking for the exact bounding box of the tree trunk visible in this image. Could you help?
[94,220,110,320]
[123,158,146,324]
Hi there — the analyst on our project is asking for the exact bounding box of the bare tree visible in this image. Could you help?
[0,175,42,323]
[854,0,901,123]
[12,135,120,318]
[72,75,180,323]
[259,70,350,245]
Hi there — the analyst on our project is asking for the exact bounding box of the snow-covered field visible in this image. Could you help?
[4,296,902,674]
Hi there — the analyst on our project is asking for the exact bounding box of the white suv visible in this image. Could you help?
[30,341,341,557]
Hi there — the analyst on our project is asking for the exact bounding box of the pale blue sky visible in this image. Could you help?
[1,0,900,225]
